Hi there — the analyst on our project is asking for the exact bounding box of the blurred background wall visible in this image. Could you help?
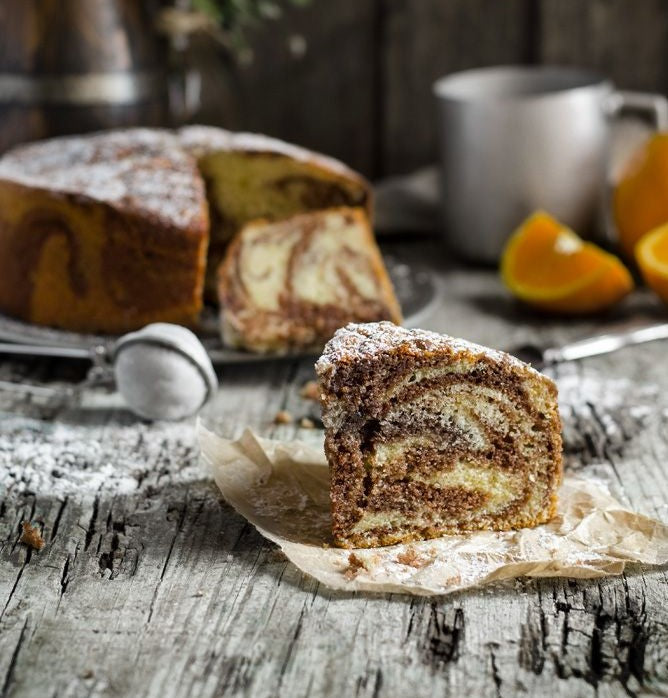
[2,0,668,179]
[208,0,668,178]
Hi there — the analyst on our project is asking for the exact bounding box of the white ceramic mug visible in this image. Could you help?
[433,65,668,262]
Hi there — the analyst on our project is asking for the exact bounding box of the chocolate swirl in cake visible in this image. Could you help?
[218,208,401,353]
[0,129,208,333]
[180,126,372,301]
[0,126,386,336]
[316,322,563,548]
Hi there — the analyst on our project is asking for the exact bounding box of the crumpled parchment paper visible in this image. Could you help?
[199,425,668,596]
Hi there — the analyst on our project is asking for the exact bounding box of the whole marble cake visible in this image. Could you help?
[0,127,377,335]
[316,322,563,548]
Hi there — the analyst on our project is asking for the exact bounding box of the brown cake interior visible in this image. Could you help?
[0,126,372,333]
[316,323,562,548]
[179,126,372,300]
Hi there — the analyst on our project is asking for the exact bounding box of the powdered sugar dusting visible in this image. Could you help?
[0,415,199,498]
[0,128,206,230]
[555,371,650,413]
[316,321,541,378]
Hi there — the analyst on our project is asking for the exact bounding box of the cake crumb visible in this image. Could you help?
[343,552,368,580]
[299,417,315,429]
[20,521,44,550]
[274,410,293,424]
[396,547,433,569]
[300,380,320,401]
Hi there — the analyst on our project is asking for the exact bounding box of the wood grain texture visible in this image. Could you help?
[201,0,378,176]
[197,0,668,176]
[539,0,668,93]
[5,0,668,171]
[1,242,668,697]
[378,0,534,175]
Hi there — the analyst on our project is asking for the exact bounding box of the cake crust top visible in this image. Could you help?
[179,125,369,187]
[0,128,207,230]
[316,321,544,380]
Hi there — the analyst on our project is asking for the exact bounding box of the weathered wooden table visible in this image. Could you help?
[1,241,667,698]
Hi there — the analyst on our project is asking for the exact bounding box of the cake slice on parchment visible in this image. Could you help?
[218,208,401,353]
[316,322,562,548]
[180,126,372,298]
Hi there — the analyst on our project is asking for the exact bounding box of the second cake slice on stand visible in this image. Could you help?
[218,208,402,353]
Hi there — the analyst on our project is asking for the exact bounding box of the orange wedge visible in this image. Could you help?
[614,133,668,259]
[501,211,634,314]
[635,223,668,304]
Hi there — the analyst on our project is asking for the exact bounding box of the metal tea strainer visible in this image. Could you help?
[0,323,218,421]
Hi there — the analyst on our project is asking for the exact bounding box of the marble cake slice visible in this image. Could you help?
[218,208,401,353]
[316,322,562,548]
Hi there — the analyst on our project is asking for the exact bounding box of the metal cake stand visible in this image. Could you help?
[0,258,438,365]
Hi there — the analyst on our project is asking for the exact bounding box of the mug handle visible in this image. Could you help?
[604,90,668,129]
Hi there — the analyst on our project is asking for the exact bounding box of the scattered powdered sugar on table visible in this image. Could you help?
[0,360,660,515]
[555,366,659,441]
[554,369,658,413]
[0,414,200,498]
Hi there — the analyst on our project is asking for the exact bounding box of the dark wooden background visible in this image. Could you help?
[1,0,667,176]
[199,0,668,178]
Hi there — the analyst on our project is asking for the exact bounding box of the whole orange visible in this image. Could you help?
[614,132,668,259]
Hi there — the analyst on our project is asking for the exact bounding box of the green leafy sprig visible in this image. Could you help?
[192,0,310,32]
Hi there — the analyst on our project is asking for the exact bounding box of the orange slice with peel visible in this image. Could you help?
[635,222,668,304]
[501,211,633,314]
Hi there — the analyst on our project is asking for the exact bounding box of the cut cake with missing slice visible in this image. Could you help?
[316,322,562,548]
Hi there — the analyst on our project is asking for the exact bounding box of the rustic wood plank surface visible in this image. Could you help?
[6,1,668,175]
[1,241,668,697]
[202,0,379,176]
